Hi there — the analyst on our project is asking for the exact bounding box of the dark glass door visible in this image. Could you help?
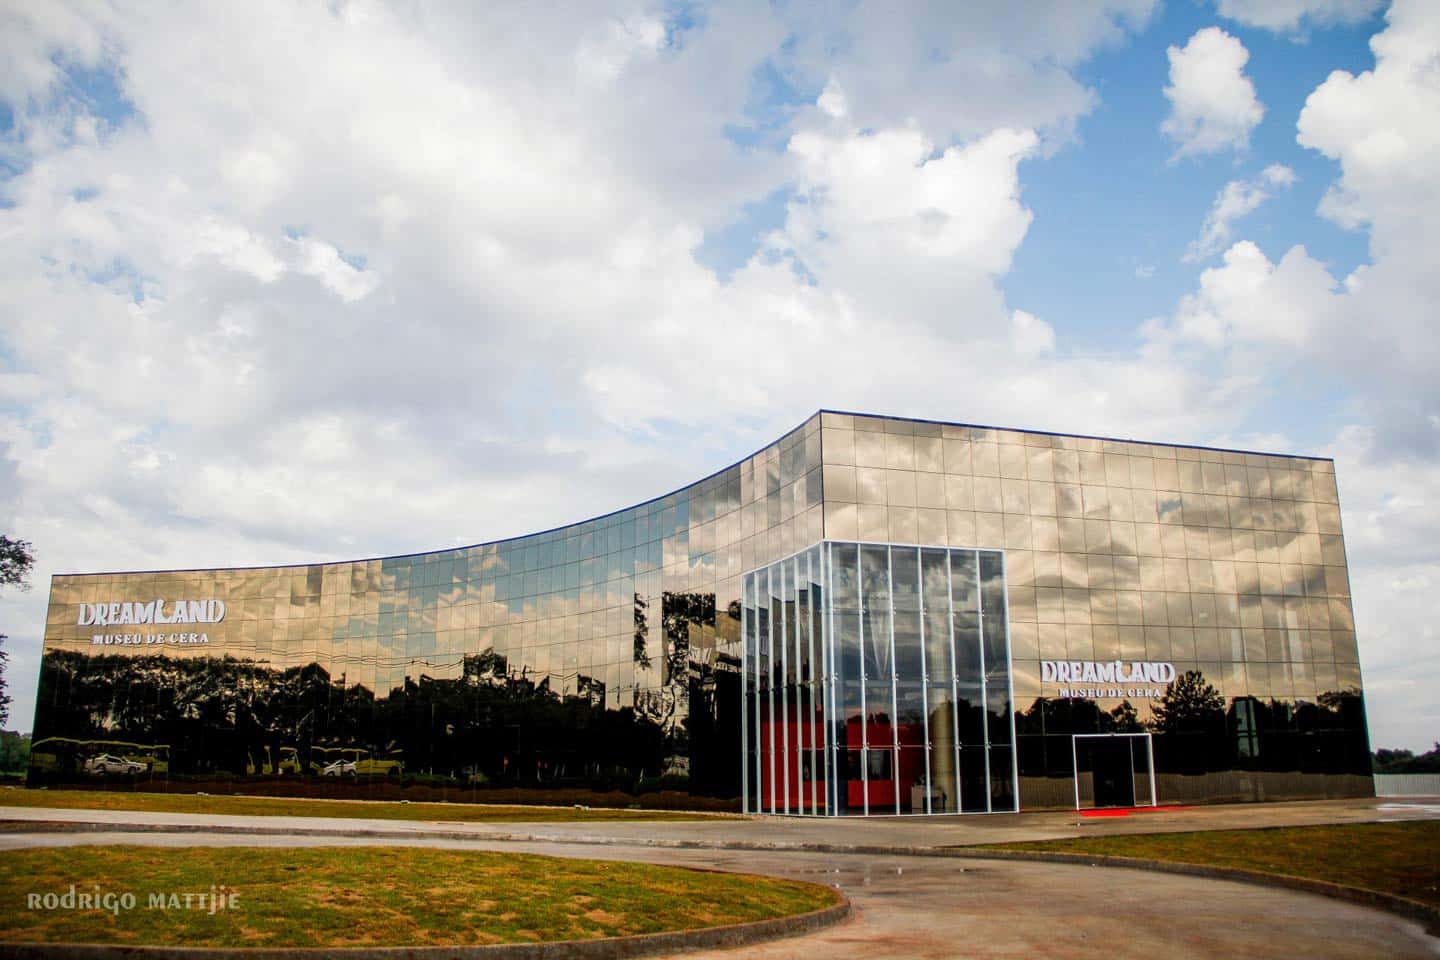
[1090,738,1135,808]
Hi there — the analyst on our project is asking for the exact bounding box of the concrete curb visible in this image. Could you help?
[0,897,851,960]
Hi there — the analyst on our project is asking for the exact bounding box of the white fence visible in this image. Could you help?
[1373,773,1440,796]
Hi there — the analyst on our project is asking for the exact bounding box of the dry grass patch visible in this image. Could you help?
[0,786,730,823]
[979,821,1440,908]
[0,845,838,948]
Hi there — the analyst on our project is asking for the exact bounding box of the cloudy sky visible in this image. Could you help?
[1,0,1436,751]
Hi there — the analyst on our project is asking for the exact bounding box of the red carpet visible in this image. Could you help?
[1079,804,1190,818]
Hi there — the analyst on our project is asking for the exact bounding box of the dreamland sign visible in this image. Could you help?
[1041,660,1177,700]
[77,599,224,648]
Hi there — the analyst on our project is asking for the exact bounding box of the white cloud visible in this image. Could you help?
[816,78,848,120]
[782,1,1159,146]
[290,237,379,303]
[1145,1,1440,749]
[1261,164,1296,187]
[778,122,1040,328]
[1217,0,1384,34]
[0,2,111,104]
[0,0,1435,759]
[1011,309,1056,355]
[188,217,286,283]
[1172,239,1339,347]
[1186,164,1297,261]
[1161,27,1264,160]
[1298,1,1440,248]
[1291,0,1440,439]
[575,12,669,82]
[0,0,1186,735]
[1325,425,1440,753]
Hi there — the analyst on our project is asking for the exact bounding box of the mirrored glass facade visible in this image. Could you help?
[742,543,1015,816]
[31,410,1372,811]
[31,418,823,808]
[816,412,1371,810]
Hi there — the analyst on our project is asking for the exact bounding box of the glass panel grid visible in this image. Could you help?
[742,539,1016,816]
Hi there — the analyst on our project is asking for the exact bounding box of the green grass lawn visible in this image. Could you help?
[980,821,1440,908]
[0,845,838,948]
[0,786,731,823]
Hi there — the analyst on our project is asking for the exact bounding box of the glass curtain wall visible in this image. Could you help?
[33,418,827,807]
[742,541,1016,816]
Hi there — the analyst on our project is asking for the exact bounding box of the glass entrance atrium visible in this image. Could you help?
[741,541,1017,816]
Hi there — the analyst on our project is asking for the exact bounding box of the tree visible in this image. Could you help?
[0,636,10,728]
[1108,699,1142,732]
[0,730,28,773]
[1373,743,1440,774]
[1150,670,1225,735]
[632,593,652,669]
[0,536,34,590]
[0,534,36,729]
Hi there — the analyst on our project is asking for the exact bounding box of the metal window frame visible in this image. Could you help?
[824,542,838,817]
[1071,732,1158,811]
[806,547,822,816]
[751,573,763,814]
[764,566,776,815]
[945,549,963,812]
[999,551,1021,813]
[778,561,790,816]
[974,548,992,813]
[741,538,1016,819]
[743,575,754,817]
[915,546,933,815]
[793,553,806,815]
[856,543,868,817]
[886,546,901,815]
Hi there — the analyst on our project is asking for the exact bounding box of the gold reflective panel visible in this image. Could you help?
[35,412,1369,813]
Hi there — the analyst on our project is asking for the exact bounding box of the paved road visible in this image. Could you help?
[3,795,1437,850]
[3,824,1437,959]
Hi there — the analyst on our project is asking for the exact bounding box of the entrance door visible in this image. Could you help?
[1090,737,1135,808]
[1072,733,1154,810]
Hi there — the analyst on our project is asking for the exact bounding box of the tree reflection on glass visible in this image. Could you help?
[31,647,681,799]
[1151,671,1226,735]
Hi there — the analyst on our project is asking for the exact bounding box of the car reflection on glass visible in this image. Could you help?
[83,754,147,776]
[320,759,357,778]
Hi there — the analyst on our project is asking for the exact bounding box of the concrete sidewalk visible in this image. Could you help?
[2,796,1436,852]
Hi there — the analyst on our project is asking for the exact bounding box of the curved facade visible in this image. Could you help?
[31,411,1373,812]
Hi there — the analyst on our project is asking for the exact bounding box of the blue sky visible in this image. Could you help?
[698,3,1384,449]
[0,0,1437,751]
[687,0,1389,455]
[1011,4,1378,344]
[1009,3,1385,454]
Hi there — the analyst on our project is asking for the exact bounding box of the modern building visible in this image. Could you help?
[30,411,1373,814]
